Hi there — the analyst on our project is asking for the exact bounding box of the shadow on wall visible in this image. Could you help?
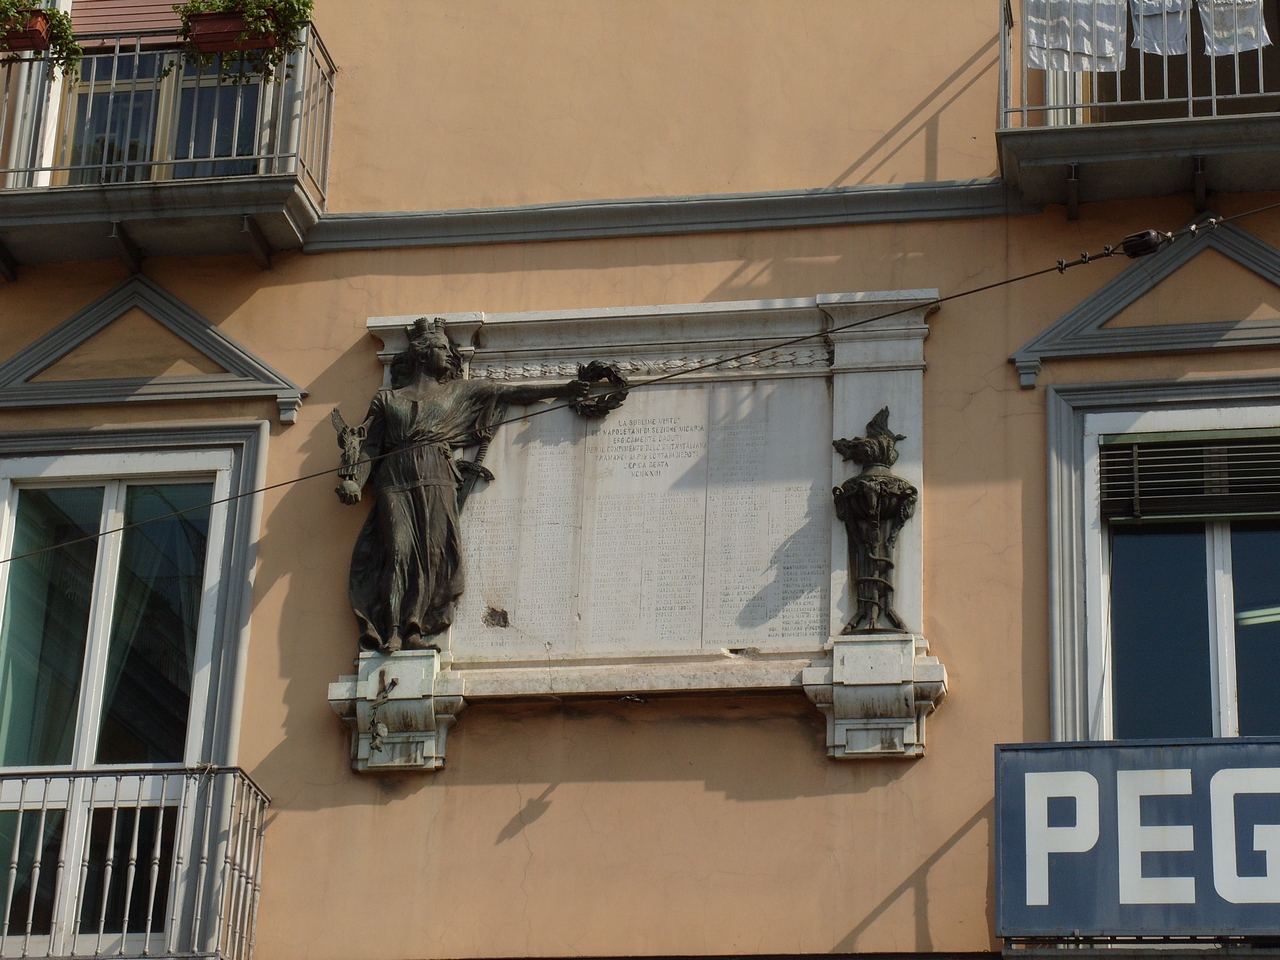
[834,800,994,952]
[495,782,557,844]
[828,33,999,189]
[248,693,919,813]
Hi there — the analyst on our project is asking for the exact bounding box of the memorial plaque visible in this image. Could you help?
[453,379,832,660]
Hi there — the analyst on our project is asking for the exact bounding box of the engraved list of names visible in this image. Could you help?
[452,379,831,660]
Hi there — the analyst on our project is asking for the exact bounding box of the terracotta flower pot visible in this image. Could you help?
[187,11,276,53]
[1,10,52,52]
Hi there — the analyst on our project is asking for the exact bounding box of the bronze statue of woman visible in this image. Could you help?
[333,318,598,653]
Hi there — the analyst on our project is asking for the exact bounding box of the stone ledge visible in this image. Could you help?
[306,179,1039,251]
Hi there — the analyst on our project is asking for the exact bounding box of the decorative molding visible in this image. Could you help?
[306,179,1039,252]
[1013,216,1280,387]
[0,421,269,765]
[802,634,947,758]
[470,347,832,383]
[1046,376,1280,741]
[0,275,305,423]
[368,290,938,389]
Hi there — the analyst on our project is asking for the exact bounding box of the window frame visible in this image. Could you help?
[1081,405,1280,740]
[0,424,267,771]
[1047,378,1280,742]
[0,449,232,773]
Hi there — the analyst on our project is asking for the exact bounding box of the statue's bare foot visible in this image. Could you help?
[386,629,403,653]
[403,631,440,651]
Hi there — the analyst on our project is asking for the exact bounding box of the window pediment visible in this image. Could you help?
[0,275,304,422]
[1012,215,1280,387]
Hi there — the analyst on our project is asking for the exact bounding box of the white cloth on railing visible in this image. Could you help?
[1198,0,1272,55]
[1025,0,1129,72]
[1130,0,1193,54]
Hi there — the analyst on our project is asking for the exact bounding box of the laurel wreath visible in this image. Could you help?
[570,361,629,418]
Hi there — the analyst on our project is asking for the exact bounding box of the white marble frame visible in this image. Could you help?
[364,291,937,700]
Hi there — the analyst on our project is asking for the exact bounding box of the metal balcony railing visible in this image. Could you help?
[0,767,268,960]
[0,25,334,208]
[1000,0,1280,127]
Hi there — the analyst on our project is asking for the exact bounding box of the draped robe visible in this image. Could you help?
[345,380,502,649]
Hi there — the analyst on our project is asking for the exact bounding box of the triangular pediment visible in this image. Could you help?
[0,276,304,421]
[33,307,228,381]
[1011,215,1280,387]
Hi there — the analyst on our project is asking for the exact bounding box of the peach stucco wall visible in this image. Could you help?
[312,0,1002,213]
[2,191,1279,957]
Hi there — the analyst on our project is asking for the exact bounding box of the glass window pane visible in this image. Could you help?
[0,487,105,766]
[1110,523,1215,739]
[78,806,175,934]
[173,79,261,179]
[96,484,212,765]
[68,87,159,185]
[0,808,65,935]
[1230,520,1280,736]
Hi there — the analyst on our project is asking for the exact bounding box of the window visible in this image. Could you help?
[61,51,265,186]
[1046,390,1280,742]
[0,426,267,958]
[1099,434,1280,740]
[0,451,230,769]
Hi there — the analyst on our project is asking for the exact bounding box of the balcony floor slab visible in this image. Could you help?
[997,114,1280,205]
[0,175,321,265]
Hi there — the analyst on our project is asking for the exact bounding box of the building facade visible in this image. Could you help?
[0,1,1279,959]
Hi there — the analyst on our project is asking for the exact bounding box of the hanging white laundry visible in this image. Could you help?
[1198,0,1272,56]
[1130,0,1193,55]
[1025,0,1130,71]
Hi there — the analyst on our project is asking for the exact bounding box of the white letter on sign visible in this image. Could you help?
[1117,769,1195,903]
[1025,771,1100,906]
[1211,767,1280,904]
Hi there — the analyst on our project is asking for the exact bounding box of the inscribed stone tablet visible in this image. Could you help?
[452,379,831,661]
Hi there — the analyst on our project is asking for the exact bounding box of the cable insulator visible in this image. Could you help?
[1121,229,1164,259]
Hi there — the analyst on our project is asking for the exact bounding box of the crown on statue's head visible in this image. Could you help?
[410,316,447,340]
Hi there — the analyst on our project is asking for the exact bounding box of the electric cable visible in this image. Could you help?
[3,197,1280,568]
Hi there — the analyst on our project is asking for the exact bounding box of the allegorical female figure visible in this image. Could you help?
[333,318,598,652]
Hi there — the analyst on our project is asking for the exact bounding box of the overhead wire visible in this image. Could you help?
[2,197,1280,568]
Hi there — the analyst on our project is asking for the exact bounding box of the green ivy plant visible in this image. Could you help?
[173,0,313,82]
[0,1,83,76]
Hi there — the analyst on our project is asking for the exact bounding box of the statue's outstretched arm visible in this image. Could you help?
[494,380,588,406]
[493,361,628,417]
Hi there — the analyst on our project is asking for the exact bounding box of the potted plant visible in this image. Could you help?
[0,1,81,75]
[174,0,312,80]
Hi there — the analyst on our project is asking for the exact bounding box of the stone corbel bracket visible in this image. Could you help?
[328,650,465,772]
[802,633,947,759]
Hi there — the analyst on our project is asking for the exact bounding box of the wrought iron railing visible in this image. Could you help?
[0,25,334,207]
[1000,0,1280,127]
[0,767,268,960]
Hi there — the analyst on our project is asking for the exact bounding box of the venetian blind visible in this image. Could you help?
[71,0,180,34]
[1100,434,1280,520]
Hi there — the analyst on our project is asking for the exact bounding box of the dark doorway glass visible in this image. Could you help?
[0,487,105,766]
[1110,523,1214,739]
[1229,520,1280,736]
[96,484,211,764]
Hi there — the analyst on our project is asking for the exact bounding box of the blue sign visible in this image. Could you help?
[996,740,1280,937]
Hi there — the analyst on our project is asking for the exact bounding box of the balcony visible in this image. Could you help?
[0,25,335,272]
[0,767,267,960]
[997,0,1280,209]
